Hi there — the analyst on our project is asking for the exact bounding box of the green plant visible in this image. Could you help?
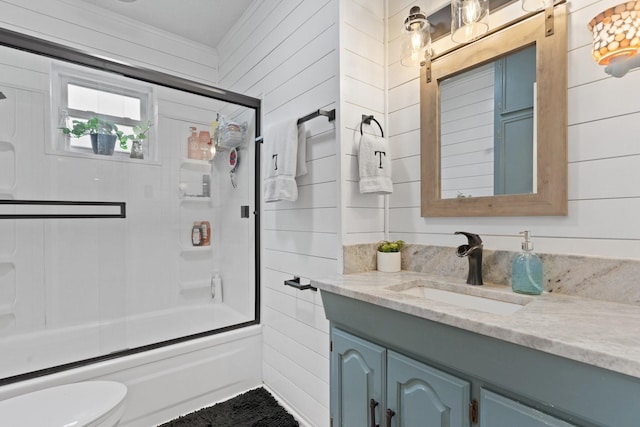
[60,118,153,150]
[377,240,405,253]
[117,121,153,150]
[60,117,120,139]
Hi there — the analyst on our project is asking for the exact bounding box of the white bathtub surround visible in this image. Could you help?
[0,326,262,427]
[312,271,640,379]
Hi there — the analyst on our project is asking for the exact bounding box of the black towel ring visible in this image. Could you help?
[360,114,384,138]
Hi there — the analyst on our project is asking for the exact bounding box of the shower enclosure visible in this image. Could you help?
[0,29,260,384]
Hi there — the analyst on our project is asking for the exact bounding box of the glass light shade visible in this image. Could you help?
[588,1,640,65]
[521,0,553,12]
[401,6,431,67]
[451,0,489,44]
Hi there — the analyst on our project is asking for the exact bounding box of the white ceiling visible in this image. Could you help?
[78,0,254,49]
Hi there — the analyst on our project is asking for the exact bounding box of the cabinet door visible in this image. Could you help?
[481,389,578,427]
[331,328,385,427]
[386,351,470,427]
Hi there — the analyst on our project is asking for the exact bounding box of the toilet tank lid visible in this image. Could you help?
[0,380,127,426]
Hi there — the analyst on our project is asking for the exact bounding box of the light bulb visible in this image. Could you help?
[411,32,423,50]
[462,0,482,25]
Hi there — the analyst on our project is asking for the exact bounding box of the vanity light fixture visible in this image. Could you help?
[401,6,431,67]
[588,1,640,78]
[451,0,489,44]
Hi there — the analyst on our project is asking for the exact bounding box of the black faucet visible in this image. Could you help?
[455,231,483,286]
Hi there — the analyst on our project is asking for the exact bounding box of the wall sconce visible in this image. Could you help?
[588,1,640,77]
[451,0,489,44]
[0,92,6,100]
[521,0,553,12]
[401,6,431,67]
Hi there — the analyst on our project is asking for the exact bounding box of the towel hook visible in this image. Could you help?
[360,114,384,138]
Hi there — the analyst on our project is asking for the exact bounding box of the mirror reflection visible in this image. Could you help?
[439,45,536,199]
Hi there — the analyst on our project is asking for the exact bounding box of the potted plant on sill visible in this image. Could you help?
[60,117,121,156]
[119,121,153,159]
[377,240,405,273]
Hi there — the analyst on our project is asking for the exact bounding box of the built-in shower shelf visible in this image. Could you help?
[180,158,211,169]
[180,195,211,203]
[180,245,211,253]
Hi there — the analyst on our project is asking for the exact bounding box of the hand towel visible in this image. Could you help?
[263,120,307,202]
[296,123,308,177]
[358,132,393,194]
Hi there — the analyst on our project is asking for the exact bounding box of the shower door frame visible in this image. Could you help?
[0,27,262,386]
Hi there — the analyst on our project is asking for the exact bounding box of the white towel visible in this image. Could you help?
[263,120,308,202]
[296,123,308,177]
[358,132,392,194]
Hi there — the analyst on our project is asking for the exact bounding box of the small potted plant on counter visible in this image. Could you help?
[377,240,405,272]
[60,116,121,156]
[119,121,153,159]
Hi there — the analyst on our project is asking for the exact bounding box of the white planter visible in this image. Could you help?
[377,251,401,273]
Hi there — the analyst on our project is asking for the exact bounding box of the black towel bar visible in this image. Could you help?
[360,114,384,138]
[297,109,336,125]
[284,276,317,292]
[256,109,336,143]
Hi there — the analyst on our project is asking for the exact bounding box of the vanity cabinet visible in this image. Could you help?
[322,290,640,427]
[332,327,470,427]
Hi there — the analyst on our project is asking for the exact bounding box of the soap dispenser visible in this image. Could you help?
[511,231,543,295]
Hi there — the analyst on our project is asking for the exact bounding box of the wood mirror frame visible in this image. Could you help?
[421,3,567,217]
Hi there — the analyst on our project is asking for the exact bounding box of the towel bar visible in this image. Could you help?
[297,109,336,125]
[256,109,336,144]
[284,276,317,292]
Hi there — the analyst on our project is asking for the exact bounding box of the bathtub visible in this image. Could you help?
[0,303,262,426]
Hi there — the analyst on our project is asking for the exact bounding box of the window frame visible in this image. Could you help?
[51,62,157,161]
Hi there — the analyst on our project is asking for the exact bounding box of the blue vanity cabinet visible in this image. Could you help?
[387,350,471,427]
[332,327,471,427]
[331,327,385,427]
[480,389,578,427]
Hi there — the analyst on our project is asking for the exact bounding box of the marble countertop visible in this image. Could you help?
[312,271,640,379]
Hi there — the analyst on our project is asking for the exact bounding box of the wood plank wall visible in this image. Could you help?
[0,0,220,85]
[217,1,341,425]
[387,0,640,259]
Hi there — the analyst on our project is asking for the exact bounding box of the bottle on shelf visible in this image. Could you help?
[211,272,222,303]
[191,221,202,246]
[188,127,199,159]
[200,221,211,246]
[202,174,210,197]
[199,130,212,161]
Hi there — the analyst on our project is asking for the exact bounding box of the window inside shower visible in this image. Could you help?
[0,39,260,383]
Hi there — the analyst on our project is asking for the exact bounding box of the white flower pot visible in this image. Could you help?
[377,251,401,273]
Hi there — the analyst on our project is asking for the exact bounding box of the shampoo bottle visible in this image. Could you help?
[511,231,543,295]
[187,127,199,159]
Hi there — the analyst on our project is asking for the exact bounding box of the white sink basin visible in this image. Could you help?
[389,281,531,315]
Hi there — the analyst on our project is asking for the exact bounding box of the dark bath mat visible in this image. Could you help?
[158,387,300,427]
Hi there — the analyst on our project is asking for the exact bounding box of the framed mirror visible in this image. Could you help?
[421,3,567,217]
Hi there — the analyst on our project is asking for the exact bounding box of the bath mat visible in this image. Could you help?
[158,387,300,427]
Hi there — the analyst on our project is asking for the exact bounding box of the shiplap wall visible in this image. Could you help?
[340,0,387,246]
[0,0,219,85]
[217,1,340,425]
[387,0,640,259]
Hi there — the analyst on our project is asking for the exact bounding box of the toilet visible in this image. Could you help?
[0,380,127,427]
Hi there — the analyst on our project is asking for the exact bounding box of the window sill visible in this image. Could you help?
[45,147,161,166]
